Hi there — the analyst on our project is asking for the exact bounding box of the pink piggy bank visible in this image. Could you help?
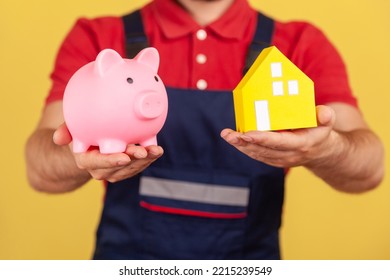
[63,47,168,154]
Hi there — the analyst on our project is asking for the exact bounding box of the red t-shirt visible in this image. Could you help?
[46,0,357,107]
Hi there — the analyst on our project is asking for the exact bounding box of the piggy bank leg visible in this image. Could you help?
[98,139,127,154]
[72,139,90,153]
[139,136,158,147]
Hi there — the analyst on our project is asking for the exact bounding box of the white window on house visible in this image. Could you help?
[270,62,300,96]
[271,62,282,77]
[288,80,299,95]
[272,81,284,96]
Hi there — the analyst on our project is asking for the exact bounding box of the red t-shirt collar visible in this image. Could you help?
[152,0,254,40]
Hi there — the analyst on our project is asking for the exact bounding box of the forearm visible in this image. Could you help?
[25,128,91,193]
[305,128,384,193]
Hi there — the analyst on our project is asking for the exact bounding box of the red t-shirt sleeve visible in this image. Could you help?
[46,17,125,104]
[273,21,358,107]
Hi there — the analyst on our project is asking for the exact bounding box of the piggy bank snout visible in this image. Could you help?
[134,92,166,119]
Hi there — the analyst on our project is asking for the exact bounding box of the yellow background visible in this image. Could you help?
[1,0,389,259]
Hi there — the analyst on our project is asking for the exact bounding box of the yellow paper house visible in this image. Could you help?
[233,46,317,132]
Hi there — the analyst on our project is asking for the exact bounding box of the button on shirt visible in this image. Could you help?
[196,29,207,41]
[145,0,258,91]
[194,30,208,89]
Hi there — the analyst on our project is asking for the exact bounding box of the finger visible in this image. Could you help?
[220,128,234,139]
[222,128,295,150]
[102,157,154,182]
[223,134,301,167]
[220,128,247,145]
[316,105,336,127]
[145,145,164,159]
[222,128,306,155]
[125,145,148,159]
[102,150,163,182]
[125,145,164,159]
[53,123,72,146]
[75,149,131,170]
[240,130,304,151]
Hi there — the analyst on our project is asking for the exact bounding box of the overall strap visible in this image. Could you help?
[122,10,275,72]
[243,13,275,74]
[122,10,149,58]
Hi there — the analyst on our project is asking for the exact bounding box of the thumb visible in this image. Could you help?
[53,123,72,146]
[316,105,336,128]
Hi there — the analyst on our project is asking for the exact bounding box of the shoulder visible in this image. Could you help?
[270,18,357,106]
[59,16,126,60]
[271,18,344,71]
[46,16,126,104]
[273,19,332,57]
[69,16,124,43]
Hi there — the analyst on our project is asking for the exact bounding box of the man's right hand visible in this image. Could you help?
[53,123,164,183]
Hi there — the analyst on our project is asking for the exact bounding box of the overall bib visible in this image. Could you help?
[93,10,285,260]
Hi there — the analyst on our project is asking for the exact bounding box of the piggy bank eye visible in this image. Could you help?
[127,77,133,84]
[154,76,159,82]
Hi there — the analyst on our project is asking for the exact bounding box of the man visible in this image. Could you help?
[25,0,384,259]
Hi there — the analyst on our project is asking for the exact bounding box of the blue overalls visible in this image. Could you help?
[93,10,285,260]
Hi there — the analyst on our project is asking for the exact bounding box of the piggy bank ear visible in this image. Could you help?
[95,49,124,77]
[134,47,160,73]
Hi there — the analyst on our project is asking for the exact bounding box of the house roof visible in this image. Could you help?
[234,46,311,92]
